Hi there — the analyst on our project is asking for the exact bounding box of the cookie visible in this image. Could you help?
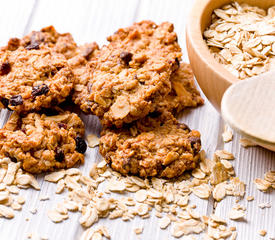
[69,42,100,109]
[99,111,201,178]
[0,111,86,173]
[157,63,204,113]
[0,47,74,113]
[81,20,182,127]
[3,26,77,59]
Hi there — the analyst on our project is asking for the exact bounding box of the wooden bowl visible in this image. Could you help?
[186,0,275,111]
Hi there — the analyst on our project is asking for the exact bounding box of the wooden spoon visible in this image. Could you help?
[221,70,275,151]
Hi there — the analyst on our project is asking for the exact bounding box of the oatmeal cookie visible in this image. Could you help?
[99,111,201,178]
[83,20,182,127]
[0,111,86,173]
[69,42,100,109]
[3,26,77,59]
[0,47,74,113]
[158,63,204,113]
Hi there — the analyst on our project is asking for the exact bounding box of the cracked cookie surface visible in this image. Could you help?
[99,111,201,178]
[158,63,204,113]
[0,111,86,173]
[83,20,182,127]
[0,47,74,113]
[69,42,100,109]
[3,26,78,59]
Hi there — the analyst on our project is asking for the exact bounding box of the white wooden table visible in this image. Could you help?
[0,0,274,239]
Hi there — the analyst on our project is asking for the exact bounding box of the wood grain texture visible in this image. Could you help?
[0,1,274,240]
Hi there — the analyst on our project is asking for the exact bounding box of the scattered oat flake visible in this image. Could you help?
[47,209,67,223]
[87,134,100,148]
[192,183,211,199]
[39,195,50,201]
[135,189,147,202]
[222,125,233,142]
[258,229,267,237]
[246,196,254,201]
[134,227,143,235]
[159,216,171,229]
[240,138,257,148]
[254,178,271,191]
[44,170,65,183]
[215,150,234,160]
[228,209,245,220]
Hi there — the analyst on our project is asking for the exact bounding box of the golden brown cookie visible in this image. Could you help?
[157,62,204,113]
[80,20,182,127]
[0,111,86,173]
[99,111,201,178]
[0,47,74,113]
[69,42,100,108]
[3,26,77,59]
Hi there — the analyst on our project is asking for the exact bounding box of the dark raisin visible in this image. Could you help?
[21,128,26,134]
[9,95,23,106]
[55,148,65,162]
[10,157,17,163]
[58,123,67,129]
[148,111,162,118]
[120,51,133,65]
[189,136,201,155]
[56,66,63,71]
[25,42,40,50]
[175,58,180,67]
[32,84,49,97]
[0,62,11,75]
[1,98,9,108]
[75,136,87,154]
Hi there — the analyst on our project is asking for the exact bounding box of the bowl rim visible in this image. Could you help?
[186,0,240,85]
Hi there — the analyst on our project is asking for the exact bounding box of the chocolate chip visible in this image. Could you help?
[0,62,11,75]
[9,95,23,106]
[55,148,65,162]
[120,51,133,65]
[58,123,67,129]
[75,136,87,154]
[32,84,49,97]
[25,42,40,50]
[1,98,9,108]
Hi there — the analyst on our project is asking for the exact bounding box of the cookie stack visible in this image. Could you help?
[0,21,203,178]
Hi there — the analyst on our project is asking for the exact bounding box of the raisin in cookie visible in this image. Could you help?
[99,111,201,178]
[0,111,86,173]
[0,47,74,112]
[3,26,77,59]
[157,63,204,113]
[82,20,182,127]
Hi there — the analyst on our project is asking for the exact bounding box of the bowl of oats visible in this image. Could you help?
[186,0,275,111]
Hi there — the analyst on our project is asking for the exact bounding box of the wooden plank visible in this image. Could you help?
[214,125,275,239]
[0,0,274,239]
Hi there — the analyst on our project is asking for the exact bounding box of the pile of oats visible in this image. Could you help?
[0,157,40,219]
[204,2,275,79]
[43,149,248,240]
